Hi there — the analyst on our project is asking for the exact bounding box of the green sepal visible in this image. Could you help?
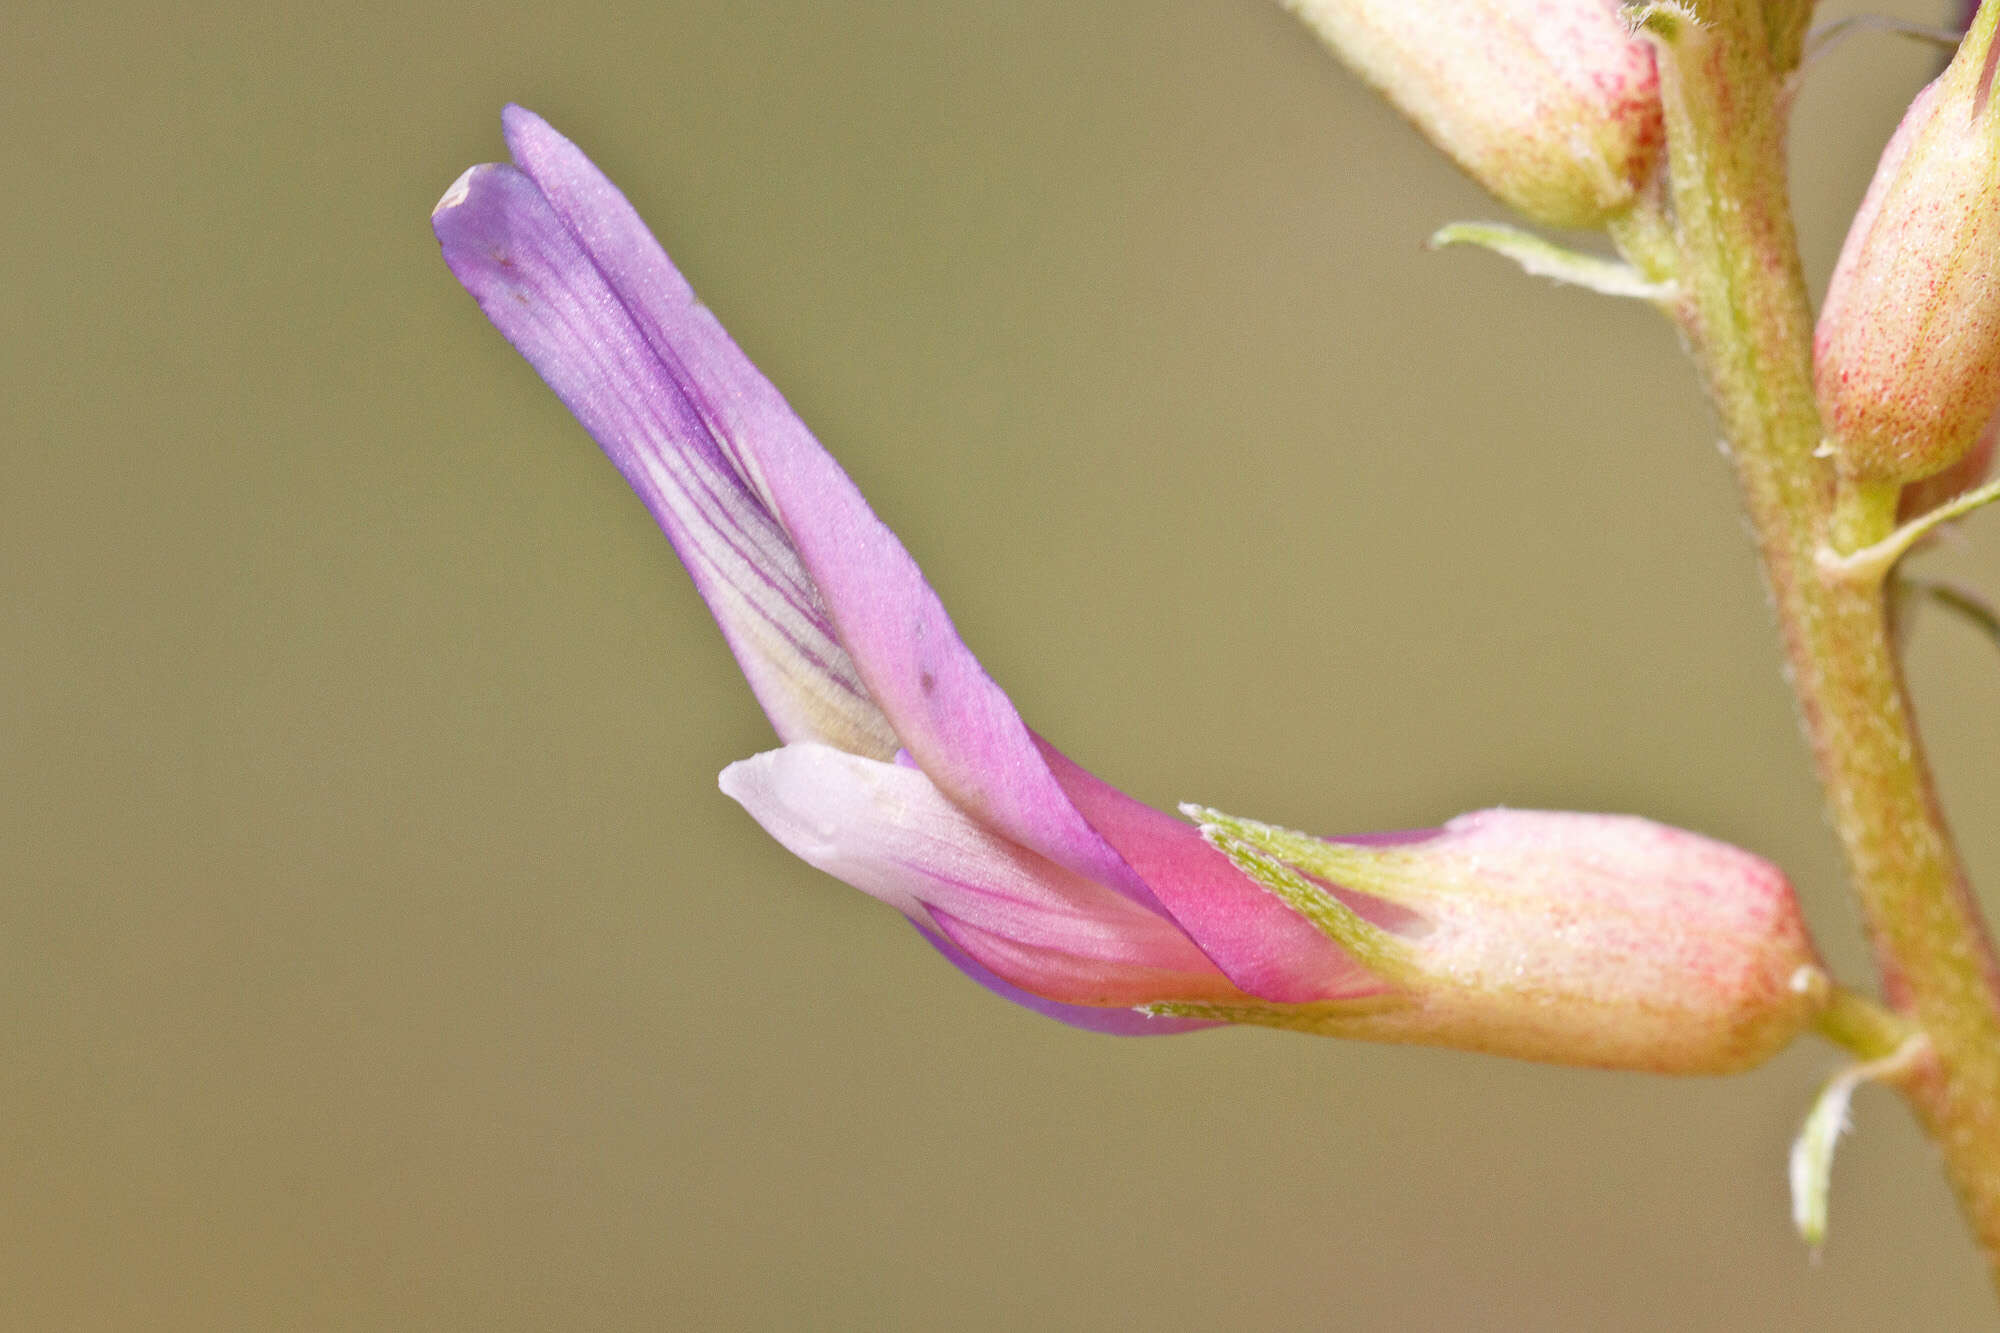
[1183,804,1440,912]
[1430,221,1675,302]
[1143,991,1415,1036]
[1623,2,1701,42]
[1186,809,1423,985]
[1788,1035,1930,1250]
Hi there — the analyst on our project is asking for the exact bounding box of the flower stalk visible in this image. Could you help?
[1641,0,2000,1281]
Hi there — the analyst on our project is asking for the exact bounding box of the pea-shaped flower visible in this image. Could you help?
[434,107,1825,1069]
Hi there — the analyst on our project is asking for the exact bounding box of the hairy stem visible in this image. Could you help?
[1646,1,2000,1283]
[1815,985,1918,1061]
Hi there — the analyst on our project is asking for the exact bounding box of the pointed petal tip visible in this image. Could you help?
[500,102,544,136]
[716,753,760,805]
[716,747,845,862]
[501,103,570,171]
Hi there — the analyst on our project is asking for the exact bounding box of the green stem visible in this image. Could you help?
[1645,2,2000,1287]
[1815,985,1919,1061]
[1829,476,1900,556]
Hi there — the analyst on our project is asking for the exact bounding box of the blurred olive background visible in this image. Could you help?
[8,2,1999,1328]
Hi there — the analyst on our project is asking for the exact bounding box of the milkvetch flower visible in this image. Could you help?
[434,106,1827,1068]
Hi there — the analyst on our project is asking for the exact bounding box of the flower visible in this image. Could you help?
[1814,10,2000,484]
[1282,0,1664,229]
[433,107,1826,1069]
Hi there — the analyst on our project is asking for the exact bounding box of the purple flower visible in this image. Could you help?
[434,108,1827,1067]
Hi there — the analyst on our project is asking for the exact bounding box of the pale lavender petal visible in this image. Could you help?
[433,161,898,760]
[719,745,1244,1006]
[1037,739,1392,1005]
[493,107,1159,907]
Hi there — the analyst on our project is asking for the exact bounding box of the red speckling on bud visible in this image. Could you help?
[1284,0,1664,229]
[1815,15,2000,484]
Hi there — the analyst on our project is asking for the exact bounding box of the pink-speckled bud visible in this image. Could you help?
[1284,0,1663,228]
[1196,808,1828,1073]
[1815,17,2000,484]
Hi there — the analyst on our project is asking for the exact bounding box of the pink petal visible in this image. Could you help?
[719,744,1242,1005]
[1037,740,1390,1005]
[908,921,1220,1035]
[928,907,1234,1008]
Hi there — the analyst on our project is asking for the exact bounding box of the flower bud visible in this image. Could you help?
[1284,0,1664,228]
[1192,807,1827,1073]
[1815,17,2000,484]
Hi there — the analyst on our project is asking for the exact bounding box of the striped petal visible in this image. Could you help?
[458,106,1161,909]
[434,159,896,759]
